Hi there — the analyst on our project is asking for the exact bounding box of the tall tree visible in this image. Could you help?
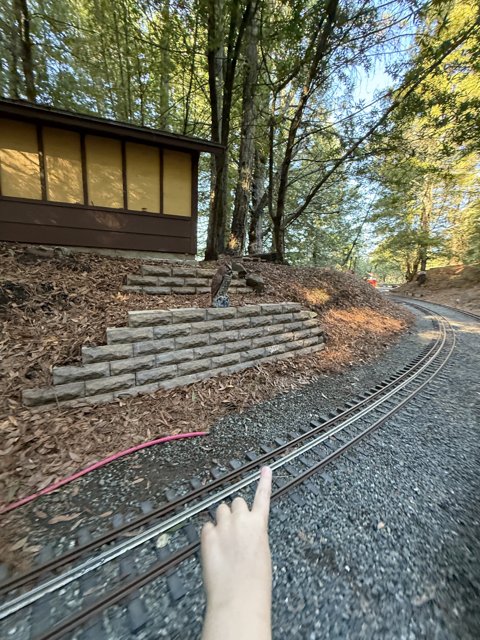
[227,11,259,255]
[204,0,257,260]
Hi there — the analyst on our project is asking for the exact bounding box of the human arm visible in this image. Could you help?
[200,466,273,640]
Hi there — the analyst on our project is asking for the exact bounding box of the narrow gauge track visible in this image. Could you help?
[0,303,456,640]
[391,295,480,322]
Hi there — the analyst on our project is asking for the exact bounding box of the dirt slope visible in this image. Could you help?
[0,243,412,505]
[395,264,480,314]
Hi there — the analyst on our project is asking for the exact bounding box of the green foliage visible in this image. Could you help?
[0,0,478,265]
[369,0,480,279]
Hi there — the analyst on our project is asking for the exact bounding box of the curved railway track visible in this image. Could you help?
[391,295,480,322]
[0,301,457,640]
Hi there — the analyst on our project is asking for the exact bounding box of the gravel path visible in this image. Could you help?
[131,300,480,639]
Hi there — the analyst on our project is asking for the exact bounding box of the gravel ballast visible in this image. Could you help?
[130,301,480,638]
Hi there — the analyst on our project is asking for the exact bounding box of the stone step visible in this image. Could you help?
[127,303,302,327]
[23,340,325,409]
[105,310,309,346]
[123,272,251,296]
[140,264,233,279]
[102,324,323,370]
[52,362,110,385]
[22,303,323,409]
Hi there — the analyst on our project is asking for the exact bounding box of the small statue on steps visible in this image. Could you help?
[416,270,427,286]
[211,259,233,307]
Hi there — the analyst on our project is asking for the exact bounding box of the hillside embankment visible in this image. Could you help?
[0,243,412,503]
[394,264,480,314]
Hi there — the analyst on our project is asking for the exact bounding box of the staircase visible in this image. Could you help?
[22,303,325,410]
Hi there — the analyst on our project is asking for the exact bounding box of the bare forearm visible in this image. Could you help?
[200,467,273,640]
[202,599,271,640]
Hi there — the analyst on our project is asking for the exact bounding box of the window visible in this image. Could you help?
[0,119,41,199]
[126,142,160,213]
[163,149,192,217]
[85,135,123,208]
[44,127,83,204]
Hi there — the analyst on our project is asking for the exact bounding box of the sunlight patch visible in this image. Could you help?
[303,288,331,305]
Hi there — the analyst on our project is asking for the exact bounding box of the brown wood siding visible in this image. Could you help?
[0,199,193,253]
[0,102,223,255]
[190,153,199,255]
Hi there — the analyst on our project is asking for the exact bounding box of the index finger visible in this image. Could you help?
[252,466,272,523]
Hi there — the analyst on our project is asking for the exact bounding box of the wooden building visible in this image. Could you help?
[0,99,222,257]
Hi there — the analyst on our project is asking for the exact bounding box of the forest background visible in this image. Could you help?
[1,0,479,281]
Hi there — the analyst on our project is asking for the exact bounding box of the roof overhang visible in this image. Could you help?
[0,99,224,155]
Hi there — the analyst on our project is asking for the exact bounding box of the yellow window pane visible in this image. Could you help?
[0,118,41,199]
[44,127,83,204]
[163,150,192,217]
[126,142,160,213]
[86,135,123,208]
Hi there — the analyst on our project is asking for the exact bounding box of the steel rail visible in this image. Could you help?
[32,304,456,640]
[0,311,448,620]
[0,318,442,596]
[392,295,480,322]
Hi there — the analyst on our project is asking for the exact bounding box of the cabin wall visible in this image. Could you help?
[0,116,198,255]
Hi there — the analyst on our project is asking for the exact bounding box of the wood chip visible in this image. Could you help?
[10,536,28,551]
[48,513,81,524]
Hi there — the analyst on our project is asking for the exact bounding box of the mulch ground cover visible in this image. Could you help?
[0,243,412,510]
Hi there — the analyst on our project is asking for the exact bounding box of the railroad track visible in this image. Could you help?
[391,295,480,322]
[0,302,456,640]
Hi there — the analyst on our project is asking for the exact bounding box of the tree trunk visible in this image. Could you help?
[183,10,200,135]
[227,13,259,255]
[406,257,420,282]
[8,1,20,99]
[14,0,36,101]
[205,0,256,260]
[159,0,171,129]
[248,149,266,254]
[272,215,285,262]
[111,2,128,120]
[272,0,338,261]
[206,149,229,260]
[205,0,225,260]
[122,1,133,120]
[342,210,369,266]
[419,177,433,271]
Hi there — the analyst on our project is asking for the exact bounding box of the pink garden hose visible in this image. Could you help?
[1,431,208,515]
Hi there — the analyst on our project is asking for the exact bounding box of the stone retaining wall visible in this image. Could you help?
[122,263,253,295]
[22,303,325,409]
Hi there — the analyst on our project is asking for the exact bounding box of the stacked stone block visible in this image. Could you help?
[22,303,325,409]
[122,263,254,295]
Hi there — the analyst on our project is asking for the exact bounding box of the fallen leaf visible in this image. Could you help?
[24,545,42,554]
[156,533,169,548]
[10,536,29,551]
[131,477,144,484]
[48,513,81,524]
